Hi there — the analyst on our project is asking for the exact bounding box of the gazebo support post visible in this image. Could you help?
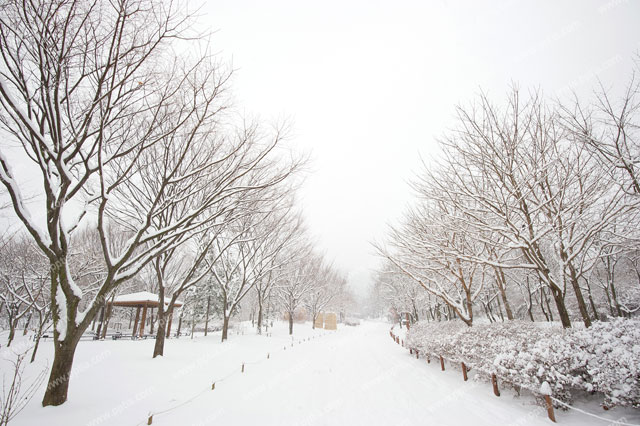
[132,306,141,338]
[100,302,112,339]
[139,304,148,338]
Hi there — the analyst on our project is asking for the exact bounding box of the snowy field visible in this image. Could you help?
[2,321,639,426]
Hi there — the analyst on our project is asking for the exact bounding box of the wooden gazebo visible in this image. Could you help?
[108,291,183,338]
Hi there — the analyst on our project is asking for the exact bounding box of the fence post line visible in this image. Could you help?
[242,363,245,373]
[491,374,500,397]
[415,350,419,359]
[461,362,468,381]
[440,355,445,371]
[211,382,215,390]
[147,415,153,425]
[544,395,556,422]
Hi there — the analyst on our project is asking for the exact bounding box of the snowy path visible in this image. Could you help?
[154,322,631,426]
[8,321,638,426]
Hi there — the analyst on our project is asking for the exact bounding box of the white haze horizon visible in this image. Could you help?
[1,0,639,303]
[200,0,640,300]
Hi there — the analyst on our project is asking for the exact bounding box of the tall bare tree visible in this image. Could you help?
[0,0,240,405]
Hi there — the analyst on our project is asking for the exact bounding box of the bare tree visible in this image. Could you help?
[561,69,640,197]
[377,87,635,329]
[0,236,49,347]
[277,245,319,335]
[0,350,47,426]
[304,261,346,329]
[254,212,303,334]
[0,0,242,405]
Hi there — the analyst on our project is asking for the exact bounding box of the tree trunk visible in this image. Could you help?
[566,262,591,327]
[585,280,599,321]
[549,285,571,328]
[257,298,263,334]
[153,307,168,358]
[7,318,16,347]
[495,296,505,322]
[483,302,494,323]
[100,302,112,340]
[176,314,183,338]
[42,334,80,406]
[204,296,210,337]
[190,308,195,339]
[609,280,622,317]
[95,304,105,337]
[288,313,293,335]
[543,288,554,321]
[23,310,33,335]
[539,287,550,321]
[495,267,514,320]
[30,312,45,363]
[221,315,230,342]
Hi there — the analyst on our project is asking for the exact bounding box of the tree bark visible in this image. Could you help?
[204,296,210,337]
[288,313,294,335]
[549,285,571,328]
[177,314,183,338]
[565,261,591,327]
[539,287,550,321]
[95,304,105,338]
[585,280,599,321]
[153,307,169,358]
[257,298,263,334]
[23,310,33,335]
[7,317,16,347]
[42,333,81,406]
[100,301,112,340]
[221,315,230,342]
[495,267,514,320]
[30,311,46,363]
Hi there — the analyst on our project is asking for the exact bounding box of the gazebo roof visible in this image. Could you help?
[109,291,183,308]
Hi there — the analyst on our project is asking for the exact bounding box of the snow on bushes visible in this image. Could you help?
[405,318,640,408]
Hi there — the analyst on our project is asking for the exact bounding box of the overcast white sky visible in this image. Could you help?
[199,0,640,297]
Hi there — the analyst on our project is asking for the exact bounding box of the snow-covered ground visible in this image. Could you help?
[2,321,639,426]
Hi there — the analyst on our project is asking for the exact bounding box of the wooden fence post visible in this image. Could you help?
[241,363,245,373]
[147,415,153,425]
[491,374,500,397]
[544,395,556,422]
[211,382,215,390]
[461,362,468,381]
[426,354,430,364]
[440,355,445,371]
[415,350,419,359]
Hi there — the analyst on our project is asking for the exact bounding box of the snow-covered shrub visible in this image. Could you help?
[576,318,640,408]
[405,318,640,407]
[405,320,464,359]
[492,325,583,404]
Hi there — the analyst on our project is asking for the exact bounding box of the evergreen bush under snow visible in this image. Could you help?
[404,318,640,408]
